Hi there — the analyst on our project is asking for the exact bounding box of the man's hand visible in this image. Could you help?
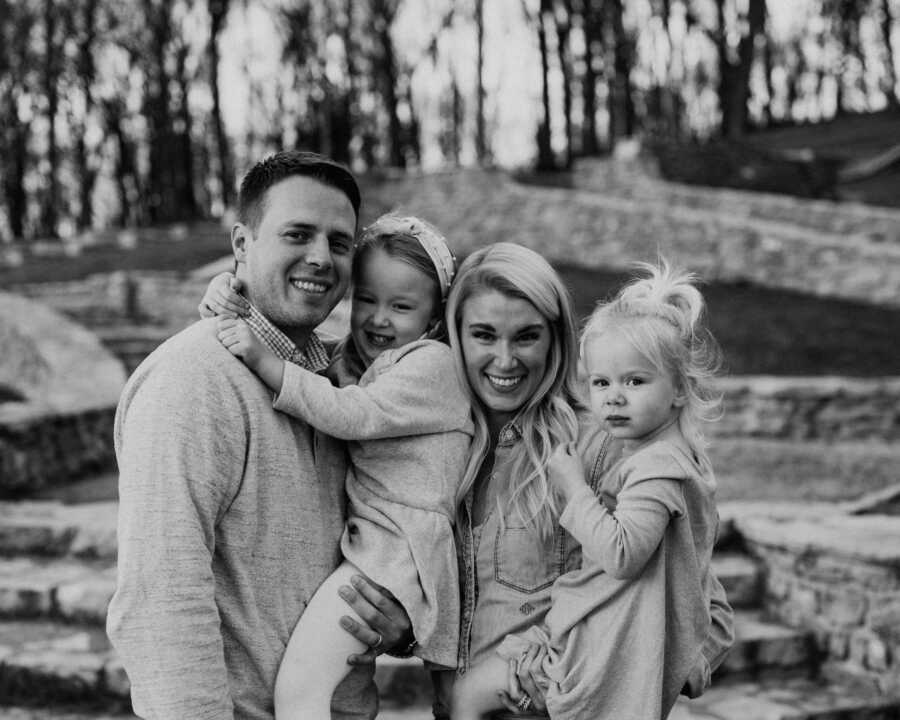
[498,643,549,715]
[337,574,414,666]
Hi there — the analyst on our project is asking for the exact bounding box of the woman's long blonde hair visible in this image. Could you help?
[445,243,583,539]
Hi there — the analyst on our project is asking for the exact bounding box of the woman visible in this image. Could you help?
[344,243,734,717]
[438,242,734,717]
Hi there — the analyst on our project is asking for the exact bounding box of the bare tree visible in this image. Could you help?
[714,0,766,138]
[208,0,233,209]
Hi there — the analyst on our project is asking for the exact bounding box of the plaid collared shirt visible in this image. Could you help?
[244,303,330,372]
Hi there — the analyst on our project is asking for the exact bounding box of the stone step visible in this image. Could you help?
[0,501,117,559]
[0,619,128,709]
[711,552,762,608]
[670,675,900,719]
[375,610,816,709]
[379,673,900,720]
[0,557,115,625]
[0,609,820,713]
[0,709,136,720]
[718,610,816,677]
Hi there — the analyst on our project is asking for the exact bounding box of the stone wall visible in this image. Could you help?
[572,156,900,244]
[713,376,900,441]
[737,511,900,695]
[0,407,116,495]
[362,170,900,308]
[14,271,207,329]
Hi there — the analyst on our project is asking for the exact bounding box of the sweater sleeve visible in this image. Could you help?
[107,352,245,719]
[682,551,736,697]
[558,450,687,580]
[273,342,468,440]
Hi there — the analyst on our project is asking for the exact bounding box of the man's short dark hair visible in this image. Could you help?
[237,150,361,231]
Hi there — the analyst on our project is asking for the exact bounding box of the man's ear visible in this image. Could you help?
[231,222,252,264]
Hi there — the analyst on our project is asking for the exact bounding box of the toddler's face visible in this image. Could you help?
[584,330,684,445]
[350,248,438,366]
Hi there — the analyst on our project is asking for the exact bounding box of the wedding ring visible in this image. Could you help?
[371,632,384,651]
[517,695,532,712]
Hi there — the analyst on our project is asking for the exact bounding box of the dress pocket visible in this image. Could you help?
[493,524,564,593]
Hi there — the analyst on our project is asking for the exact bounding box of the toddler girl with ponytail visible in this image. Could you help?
[451,260,728,720]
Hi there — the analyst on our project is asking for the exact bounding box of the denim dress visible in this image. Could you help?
[456,421,617,674]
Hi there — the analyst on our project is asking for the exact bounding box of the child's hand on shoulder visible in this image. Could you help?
[548,442,586,503]
[217,317,265,366]
[199,272,249,319]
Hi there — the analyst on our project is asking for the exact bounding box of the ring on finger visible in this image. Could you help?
[371,632,383,651]
[517,695,533,712]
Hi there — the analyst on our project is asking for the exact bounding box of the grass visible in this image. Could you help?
[710,438,899,503]
[557,262,900,377]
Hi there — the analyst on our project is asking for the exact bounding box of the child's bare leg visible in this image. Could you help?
[450,654,509,720]
[274,561,368,720]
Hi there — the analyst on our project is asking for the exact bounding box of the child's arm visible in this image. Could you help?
[199,272,249,319]
[216,317,285,392]
[548,443,684,579]
[273,342,469,441]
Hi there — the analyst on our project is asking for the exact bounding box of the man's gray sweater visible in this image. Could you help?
[107,319,376,719]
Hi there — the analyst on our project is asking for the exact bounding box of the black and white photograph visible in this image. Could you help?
[0,0,898,718]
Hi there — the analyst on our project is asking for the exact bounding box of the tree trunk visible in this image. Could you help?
[536,0,555,170]
[880,0,897,107]
[335,0,357,165]
[581,0,602,155]
[40,0,60,238]
[175,43,198,219]
[717,0,766,138]
[208,0,233,209]
[556,0,574,167]
[74,0,99,231]
[474,0,488,164]
[373,0,404,167]
[607,0,635,141]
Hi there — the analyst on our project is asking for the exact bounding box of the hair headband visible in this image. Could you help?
[365,216,456,299]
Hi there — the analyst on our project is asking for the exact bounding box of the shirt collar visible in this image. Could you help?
[244,303,330,373]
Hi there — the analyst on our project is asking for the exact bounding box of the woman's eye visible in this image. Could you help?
[517,333,539,343]
[471,331,493,341]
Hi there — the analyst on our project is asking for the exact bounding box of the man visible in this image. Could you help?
[108,151,411,719]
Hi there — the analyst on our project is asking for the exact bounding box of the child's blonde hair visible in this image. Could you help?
[581,260,722,462]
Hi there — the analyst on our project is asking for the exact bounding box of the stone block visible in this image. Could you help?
[820,587,868,627]
[103,654,131,698]
[828,630,849,660]
[56,569,116,625]
[711,553,762,608]
[866,636,891,672]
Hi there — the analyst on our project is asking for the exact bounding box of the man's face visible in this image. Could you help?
[233,175,356,341]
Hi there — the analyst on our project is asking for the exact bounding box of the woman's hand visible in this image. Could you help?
[338,574,415,666]
[199,272,249,319]
[498,643,549,715]
[547,442,586,504]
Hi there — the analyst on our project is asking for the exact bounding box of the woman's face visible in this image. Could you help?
[459,289,553,427]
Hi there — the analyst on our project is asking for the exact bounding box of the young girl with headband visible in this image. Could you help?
[451,260,723,720]
[201,214,472,720]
